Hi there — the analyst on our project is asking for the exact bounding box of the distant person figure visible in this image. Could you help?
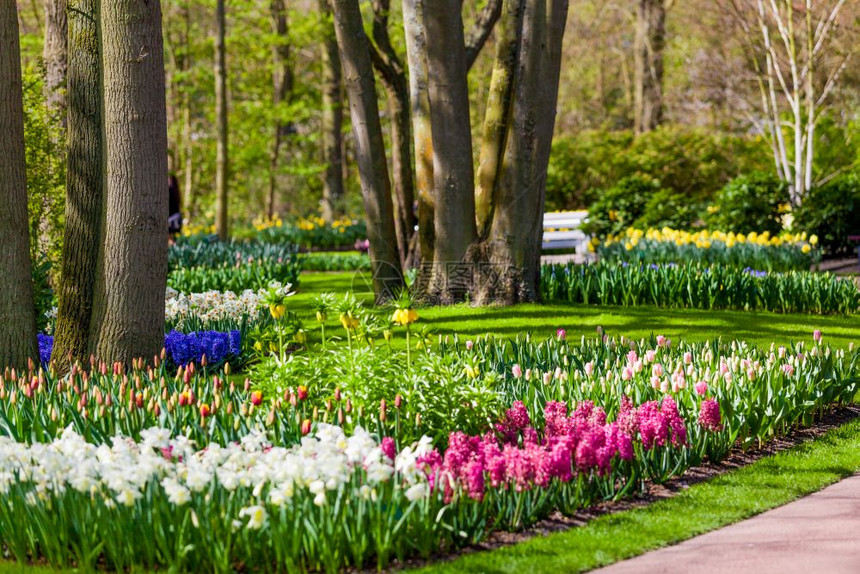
[168,174,183,240]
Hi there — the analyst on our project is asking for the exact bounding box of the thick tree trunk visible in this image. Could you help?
[633,0,665,134]
[267,0,293,221]
[330,0,403,301]
[369,0,416,268]
[214,0,229,239]
[402,0,434,272]
[0,2,38,369]
[475,0,525,236]
[423,0,477,302]
[90,0,169,364]
[42,0,67,116]
[52,0,103,370]
[318,0,343,223]
[472,0,569,305]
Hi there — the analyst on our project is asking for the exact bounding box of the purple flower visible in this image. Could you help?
[37,334,54,366]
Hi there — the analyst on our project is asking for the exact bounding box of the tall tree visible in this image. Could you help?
[90,0,169,364]
[42,0,67,116]
[0,0,38,369]
[423,0,478,302]
[473,0,570,304]
[633,0,667,133]
[401,0,435,269]
[214,0,229,239]
[318,0,344,223]
[475,0,525,236]
[267,0,294,221]
[52,0,103,369]
[329,0,404,301]
[368,0,416,267]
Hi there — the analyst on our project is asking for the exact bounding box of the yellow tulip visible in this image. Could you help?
[809,234,818,246]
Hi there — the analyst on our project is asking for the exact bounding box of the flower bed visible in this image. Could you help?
[594,227,820,272]
[541,262,859,314]
[1,321,858,572]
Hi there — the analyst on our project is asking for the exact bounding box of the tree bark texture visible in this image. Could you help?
[42,0,68,116]
[267,0,293,221]
[52,0,103,369]
[401,0,434,271]
[423,0,477,302]
[318,0,343,223]
[369,0,416,267]
[90,0,169,364]
[475,0,525,236]
[633,0,665,134]
[330,0,404,301]
[0,1,38,369]
[214,0,229,239]
[472,0,569,305]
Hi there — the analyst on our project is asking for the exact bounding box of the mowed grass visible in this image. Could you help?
[293,272,860,349]
[416,415,860,574]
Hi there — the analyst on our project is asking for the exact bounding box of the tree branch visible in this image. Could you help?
[464,0,503,70]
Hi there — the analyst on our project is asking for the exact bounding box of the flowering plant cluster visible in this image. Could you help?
[1,324,857,572]
[593,227,820,272]
[256,216,367,250]
[541,261,859,314]
[164,330,242,367]
[165,287,267,327]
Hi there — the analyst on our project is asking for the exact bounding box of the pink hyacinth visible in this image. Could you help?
[661,396,687,447]
[380,437,396,460]
[698,399,722,432]
[694,381,709,396]
[495,401,531,443]
[544,401,571,437]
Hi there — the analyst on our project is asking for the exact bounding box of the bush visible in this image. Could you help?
[546,126,770,211]
[793,174,860,256]
[707,172,789,235]
[580,175,661,237]
[635,188,705,230]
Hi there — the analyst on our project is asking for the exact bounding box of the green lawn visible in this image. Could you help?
[293,272,859,349]
[417,414,860,573]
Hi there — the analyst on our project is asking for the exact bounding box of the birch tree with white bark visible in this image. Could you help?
[727,0,853,205]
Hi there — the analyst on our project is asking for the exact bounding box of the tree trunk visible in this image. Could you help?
[267,0,293,221]
[52,0,103,370]
[475,0,525,236]
[214,0,229,240]
[402,0,434,273]
[318,0,343,224]
[633,0,665,134]
[472,0,569,305]
[181,2,193,217]
[90,0,169,364]
[423,0,477,302]
[42,0,67,116]
[0,1,38,369]
[369,0,416,268]
[330,0,403,301]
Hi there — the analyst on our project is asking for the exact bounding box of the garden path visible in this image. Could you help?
[594,473,860,574]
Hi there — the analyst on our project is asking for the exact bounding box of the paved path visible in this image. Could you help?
[594,473,860,574]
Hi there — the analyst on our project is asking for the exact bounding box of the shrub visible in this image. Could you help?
[793,174,860,256]
[580,175,661,237]
[546,127,770,212]
[635,188,705,230]
[706,172,789,235]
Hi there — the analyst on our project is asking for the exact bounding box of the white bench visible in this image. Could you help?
[543,210,588,252]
